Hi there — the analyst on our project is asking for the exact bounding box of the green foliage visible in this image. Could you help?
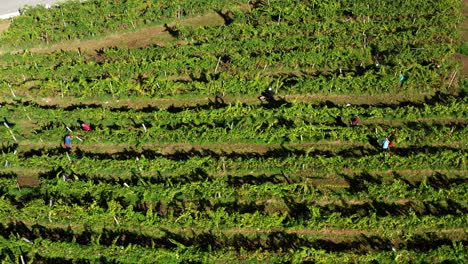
[458,42,468,56]
[0,0,465,262]
[0,0,245,47]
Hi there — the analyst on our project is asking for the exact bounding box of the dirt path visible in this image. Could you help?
[457,0,468,78]
[4,218,466,240]
[0,92,439,110]
[16,141,369,154]
[14,140,466,156]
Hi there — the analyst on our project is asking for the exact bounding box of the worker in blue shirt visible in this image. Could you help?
[382,137,390,152]
[64,135,72,149]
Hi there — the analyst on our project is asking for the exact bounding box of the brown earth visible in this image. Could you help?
[457,54,468,79]
[17,174,40,187]
[16,141,369,155]
[15,140,466,156]
[0,92,437,111]
[458,0,468,78]
[0,20,10,34]
[5,218,466,241]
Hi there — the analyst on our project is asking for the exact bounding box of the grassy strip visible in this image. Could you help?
[1,234,465,263]
[0,92,446,110]
[0,220,465,253]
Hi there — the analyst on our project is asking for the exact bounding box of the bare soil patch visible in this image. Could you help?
[17,175,40,187]
[455,53,468,79]
[458,0,468,78]
[0,20,10,34]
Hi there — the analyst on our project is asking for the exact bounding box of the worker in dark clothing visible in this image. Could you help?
[258,87,275,103]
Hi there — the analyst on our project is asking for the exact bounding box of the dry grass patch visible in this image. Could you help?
[17,175,41,187]
[455,54,468,78]
[0,20,10,34]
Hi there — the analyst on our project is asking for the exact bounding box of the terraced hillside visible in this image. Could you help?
[0,0,466,262]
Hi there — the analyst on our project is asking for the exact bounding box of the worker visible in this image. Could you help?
[78,119,91,131]
[81,122,91,131]
[399,72,408,87]
[387,132,396,151]
[258,87,275,103]
[381,137,390,152]
[64,135,72,149]
[350,115,359,126]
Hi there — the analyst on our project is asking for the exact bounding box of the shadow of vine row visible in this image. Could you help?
[0,221,463,255]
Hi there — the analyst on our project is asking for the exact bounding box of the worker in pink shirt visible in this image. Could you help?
[81,122,91,131]
[78,120,91,131]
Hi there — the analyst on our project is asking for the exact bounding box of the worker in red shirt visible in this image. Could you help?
[350,115,359,126]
